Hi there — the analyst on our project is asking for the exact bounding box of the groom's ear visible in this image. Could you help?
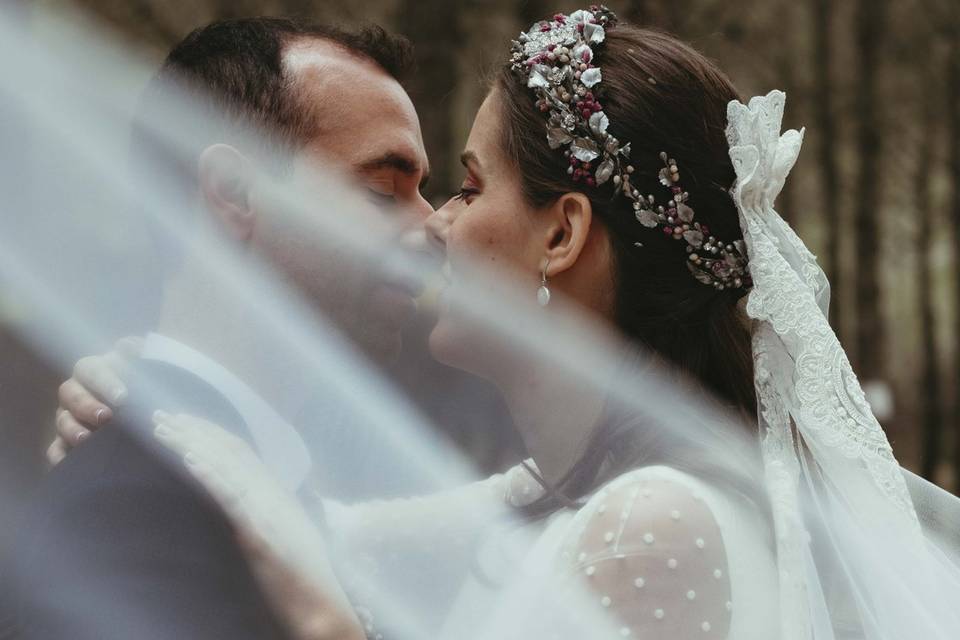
[539,192,594,277]
[197,144,255,242]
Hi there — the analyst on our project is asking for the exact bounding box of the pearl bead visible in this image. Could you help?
[667,558,678,569]
[654,608,665,620]
[634,577,645,588]
[578,552,587,562]
[696,538,705,549]
[585,565,596,576]
[604,532,615,543]
[601,596,611,607]
[701,621,712,632]
[713,569,723,579]
[537,286,551,306]
[643,533,655,544]
[726,601,733,611]
[670,510,681,520]
[687,590,696,600]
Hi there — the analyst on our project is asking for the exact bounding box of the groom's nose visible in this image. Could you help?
[425,205,454,252]
[397,190,433,222]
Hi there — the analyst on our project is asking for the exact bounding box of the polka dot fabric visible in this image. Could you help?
[553,468,733,638]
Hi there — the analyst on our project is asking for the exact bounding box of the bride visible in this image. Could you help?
[46,7,960,640]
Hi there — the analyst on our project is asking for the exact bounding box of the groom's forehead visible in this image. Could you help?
[283,39,427,179]
[283,38,409,118]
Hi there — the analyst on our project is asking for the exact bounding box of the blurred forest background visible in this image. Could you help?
[1,0,959,515]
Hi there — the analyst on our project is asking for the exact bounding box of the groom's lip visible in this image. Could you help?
[370,282,419,327]
[382,273,425,298]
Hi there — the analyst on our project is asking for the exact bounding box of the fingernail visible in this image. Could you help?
[152,410,170,425]
[77,431,88,443]
[154,424,171,438]
[95,408,107,425]
[113,388,128,405]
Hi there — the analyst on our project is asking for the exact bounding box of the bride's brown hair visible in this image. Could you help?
[495,24,760,511]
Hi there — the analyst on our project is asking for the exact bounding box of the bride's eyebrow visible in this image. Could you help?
[459,151,482,177]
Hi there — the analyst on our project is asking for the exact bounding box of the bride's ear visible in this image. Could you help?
[539,192,594,277]
[197,144,255,242]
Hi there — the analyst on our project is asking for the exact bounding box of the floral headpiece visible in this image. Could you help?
[509,6,750,291]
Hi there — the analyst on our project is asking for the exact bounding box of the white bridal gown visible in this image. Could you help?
[328,461,780,640]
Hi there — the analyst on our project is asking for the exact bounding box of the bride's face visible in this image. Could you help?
[426,90,553,376]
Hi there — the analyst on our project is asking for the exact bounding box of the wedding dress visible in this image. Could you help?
[188,429,780,640]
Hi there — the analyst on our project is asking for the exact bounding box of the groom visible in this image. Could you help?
[6,17,431,640]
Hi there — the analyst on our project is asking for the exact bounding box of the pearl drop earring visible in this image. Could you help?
[537,258,551,307]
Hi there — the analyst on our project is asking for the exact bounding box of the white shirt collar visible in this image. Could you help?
[141,332,312,493]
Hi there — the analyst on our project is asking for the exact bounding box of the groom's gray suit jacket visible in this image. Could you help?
[4,359,293,640]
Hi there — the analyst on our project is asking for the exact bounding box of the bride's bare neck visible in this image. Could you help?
[496,361,607,488]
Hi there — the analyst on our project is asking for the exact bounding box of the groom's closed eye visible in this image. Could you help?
[365,188,398,211]
[359,151,429,185]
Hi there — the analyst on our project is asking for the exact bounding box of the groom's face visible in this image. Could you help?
[250,39,433,363]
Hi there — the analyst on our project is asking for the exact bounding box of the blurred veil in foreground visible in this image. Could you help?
[3,7,960,640]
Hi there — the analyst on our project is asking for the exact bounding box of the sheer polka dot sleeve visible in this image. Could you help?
[552,469,733,639]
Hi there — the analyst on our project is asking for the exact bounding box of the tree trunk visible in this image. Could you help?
[853,0,888,378]
[947,22,960,490]
[917,79,941,480]
[395,0,461,203]
[811,0,842,334]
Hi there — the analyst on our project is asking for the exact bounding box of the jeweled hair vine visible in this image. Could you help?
[509,6,750,291]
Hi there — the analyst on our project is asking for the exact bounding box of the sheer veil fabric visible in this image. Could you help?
[4,9,960,640]
[731,90,960,639]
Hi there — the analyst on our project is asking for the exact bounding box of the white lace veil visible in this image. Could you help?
[730,90,960,639]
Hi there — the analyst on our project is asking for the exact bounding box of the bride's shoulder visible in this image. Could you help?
[577,465,718,522]
[551,465,736,637]
[566,465,728,550]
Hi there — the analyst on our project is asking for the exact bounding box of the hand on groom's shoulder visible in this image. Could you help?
[6,361,292,640]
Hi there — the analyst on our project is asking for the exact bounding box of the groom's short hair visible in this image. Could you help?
[157,17,413,154]
[130,17,414,191]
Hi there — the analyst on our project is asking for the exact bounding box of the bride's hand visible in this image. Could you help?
[151,412,367,640]
[49,336,143,464]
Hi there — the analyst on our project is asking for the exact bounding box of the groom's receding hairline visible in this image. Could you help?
[142,16,415,160]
